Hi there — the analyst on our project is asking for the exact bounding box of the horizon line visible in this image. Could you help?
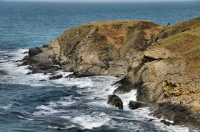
[2,0,198,2]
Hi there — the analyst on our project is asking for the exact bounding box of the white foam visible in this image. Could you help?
[116,89,137,110]
[17,116,34,121]
[0,49,50,86]
[48,124,76,130]
[60,114,110,130]
[52,77,93,88]
[33,105,66,116]
[1,49,188,131]
[0,104,12,110]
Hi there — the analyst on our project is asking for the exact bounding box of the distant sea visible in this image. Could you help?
[0,1,200,132]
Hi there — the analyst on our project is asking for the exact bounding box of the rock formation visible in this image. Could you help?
[129,101,146,110]
[107,95,123,110]
[21,17,200,129]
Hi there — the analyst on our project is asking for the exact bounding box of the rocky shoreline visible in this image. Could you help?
[19,18,200,130]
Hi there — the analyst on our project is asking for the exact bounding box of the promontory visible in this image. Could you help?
[21,17,200,130]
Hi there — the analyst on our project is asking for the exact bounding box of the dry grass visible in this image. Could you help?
[57,20,163,59]
[152,17,200,73]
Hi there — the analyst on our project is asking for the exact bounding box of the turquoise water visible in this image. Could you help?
[0,1,200,131]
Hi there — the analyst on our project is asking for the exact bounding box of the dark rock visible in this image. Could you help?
[39,79,47,81]
[148,119,155,122]
[20,55,31,65]
[15,60,22,62]
[42,45,48,48]
[49,74,63,80]
[26,72,31,75]
[107,95,123,110]
[128,101,146,110]
[29,47,42,57]
[66,72,94,78]
[23,51,28,54]
[65,73,75,78]
[112,77,133,94]
[28,65,60,74]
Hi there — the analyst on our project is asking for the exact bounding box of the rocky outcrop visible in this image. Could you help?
[49,74,63,80]
[21,20,163,77]
[107,95,123,110]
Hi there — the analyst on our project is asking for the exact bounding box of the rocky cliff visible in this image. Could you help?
[22,18,200,129]
[125,17,200,129]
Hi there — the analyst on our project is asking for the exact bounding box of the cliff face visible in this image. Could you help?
[125,17,200,128]
[22,18,200,129]
[28,20,163,77]
[58,21,164,77]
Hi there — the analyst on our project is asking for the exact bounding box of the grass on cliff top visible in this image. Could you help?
[58,20,163,51]
[165,17,200,36]
[152,17,200,73]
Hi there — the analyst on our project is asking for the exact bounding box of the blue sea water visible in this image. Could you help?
[0,1,200,132]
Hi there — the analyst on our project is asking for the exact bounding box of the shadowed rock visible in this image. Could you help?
[112,77,133,94]
[128,101,146,110]
[107,95,123,110]
[49,74,63,80]
[29,47,42,57]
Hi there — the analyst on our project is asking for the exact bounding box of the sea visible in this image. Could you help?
[0,1,200,132]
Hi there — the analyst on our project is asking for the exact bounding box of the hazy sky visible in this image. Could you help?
[2,0,195,2]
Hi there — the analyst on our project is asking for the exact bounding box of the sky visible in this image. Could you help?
[2,0,196,2]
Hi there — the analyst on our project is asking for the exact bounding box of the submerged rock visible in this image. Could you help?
[39,79,47,81]
[107,95,123,110]
[49,74,63,80]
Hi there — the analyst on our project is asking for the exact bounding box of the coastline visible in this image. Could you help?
[19,17,200,130]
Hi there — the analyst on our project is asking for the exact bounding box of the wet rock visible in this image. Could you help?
[29,47,42,57]
[107,95,123,110]
[49,74,63,80]
[39,79,47,81]
[112,77,133,94]
[42,45,48,48]
[28,65,60,74]
[128,101,146,110]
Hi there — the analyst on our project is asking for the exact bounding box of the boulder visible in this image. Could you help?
[107,95,123,110]
[128,101,146,110]
[49,74,63,80]
[39,79,47,81]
